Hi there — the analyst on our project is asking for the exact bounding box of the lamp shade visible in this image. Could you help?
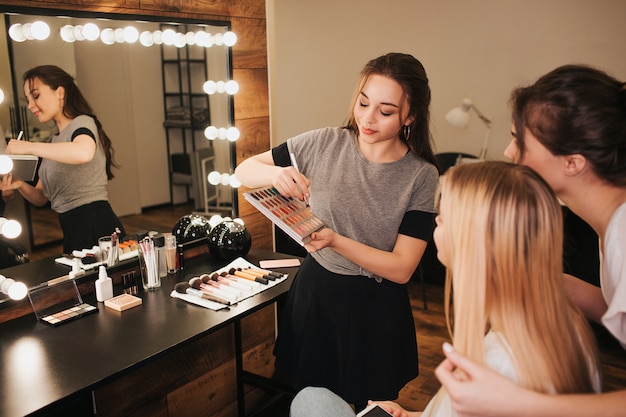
[445,99,472,128]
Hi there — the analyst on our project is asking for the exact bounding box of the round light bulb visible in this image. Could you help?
[83,23,100,41]
[73,25,86,41]
[194,31,209,47]
[223,31,237,46]
[216,81,226,94]
[1,219,22,239]
[161,28,176,45]
[229,175,242,188]
[213,33,224,46]
[217,127,227,140]
[8,280,27,300]
[113,28,125,43]
[31,21,50,40]
[60,25,76,42]
[139,31,154,47]
[207,171,222,185]
[123,26,139,43]
[0,155,14,175]
[152,30,163,45]
[174,32,186,48]
[226,127,240,142]
[21,23,34,40]
[185,31,196,46]
[100,28,115,45]
[204,125,218,140]
[8,24,25,42]
[220,173,230,186]
[224,80,239,95]
[203,80,217,95]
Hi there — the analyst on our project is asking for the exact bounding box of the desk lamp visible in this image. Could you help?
[446,98,492,159]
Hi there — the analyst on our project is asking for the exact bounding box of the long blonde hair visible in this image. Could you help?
[438,161,599,394]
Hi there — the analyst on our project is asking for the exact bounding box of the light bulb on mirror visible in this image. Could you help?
[204,125,218,140]
[100,28,115,45]
[60,25,76,42]
[0,218,22,239]
[123,26,139,43]
[203,80,217,95]
[229,174,241,188]
[0,155,14,175]
[0,275,27,301]
[207,171,222,185]
[83,23,100,41]
[225,80,239,95]
[226,127,240,141]
[31,21,50,40]
[223,31,237,46]
[8,24,26,42]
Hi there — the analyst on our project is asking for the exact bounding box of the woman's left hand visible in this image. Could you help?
[303,228,335,252]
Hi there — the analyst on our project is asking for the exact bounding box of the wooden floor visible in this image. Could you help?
[28,204,626,413]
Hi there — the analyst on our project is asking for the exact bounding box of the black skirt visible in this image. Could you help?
[273,255,418,405]
[58,200,126,253]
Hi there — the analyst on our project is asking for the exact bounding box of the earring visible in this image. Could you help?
[402,125,411,140]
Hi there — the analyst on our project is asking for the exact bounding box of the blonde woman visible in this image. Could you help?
[290,161,600,417]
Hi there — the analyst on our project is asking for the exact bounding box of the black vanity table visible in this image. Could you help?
[0,247,298,417]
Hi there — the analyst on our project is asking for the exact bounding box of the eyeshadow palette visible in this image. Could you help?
[243,186,325,246]
[28,278,98,326]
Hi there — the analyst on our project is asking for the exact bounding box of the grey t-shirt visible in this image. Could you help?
[287,127,439,278]
[39,115,108,213]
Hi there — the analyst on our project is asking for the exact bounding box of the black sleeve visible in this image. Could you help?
[272,142,291,167]
[71,127,96,142]
[398,210,436,242]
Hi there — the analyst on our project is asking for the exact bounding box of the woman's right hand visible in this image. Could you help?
[272,165,310,203]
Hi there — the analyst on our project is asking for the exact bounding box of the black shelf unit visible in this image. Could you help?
[160,24,214,206]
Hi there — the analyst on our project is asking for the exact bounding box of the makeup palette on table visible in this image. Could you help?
[243,186,325,246]
[27,278,97,326]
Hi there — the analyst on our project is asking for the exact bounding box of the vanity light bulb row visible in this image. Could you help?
[207,171,241,188]
[8,20,237,49]
[204,126,240,141]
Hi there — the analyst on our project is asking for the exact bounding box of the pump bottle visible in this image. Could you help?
[95,265,113,302]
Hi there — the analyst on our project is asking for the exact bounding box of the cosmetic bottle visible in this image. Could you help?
[95,265,113,302]
[153,234,167,278]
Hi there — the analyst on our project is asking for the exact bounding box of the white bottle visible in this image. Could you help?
[95,265,113,302]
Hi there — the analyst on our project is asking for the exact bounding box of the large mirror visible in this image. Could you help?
[0,8,237,252]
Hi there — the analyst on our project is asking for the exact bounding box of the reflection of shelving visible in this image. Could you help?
[160,23,214,206]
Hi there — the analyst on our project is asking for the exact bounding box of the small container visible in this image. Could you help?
[153,234,167,278]
[139,236,160,291]
[164,234,178,274]
[95,265,113,302]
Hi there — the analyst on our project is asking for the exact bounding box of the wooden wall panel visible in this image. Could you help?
[140,0,265,19]
[231,16,268,69]
[233,68,269,120]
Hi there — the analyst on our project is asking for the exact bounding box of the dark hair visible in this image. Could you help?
[24,65,119,179]
[345,53,437,167]
[510,64,626,186]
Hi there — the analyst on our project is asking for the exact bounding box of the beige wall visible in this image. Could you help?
[267,0,626,160]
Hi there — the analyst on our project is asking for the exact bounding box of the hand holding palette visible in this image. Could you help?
[243,186,325,246]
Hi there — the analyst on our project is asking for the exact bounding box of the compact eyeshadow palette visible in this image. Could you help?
[243,186,325,246]
[27,278,98,326]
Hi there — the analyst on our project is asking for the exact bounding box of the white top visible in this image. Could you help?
[601,202,626,349]
[422,331,518,417]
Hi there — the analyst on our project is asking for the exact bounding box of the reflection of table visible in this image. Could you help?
[0,248,298,417]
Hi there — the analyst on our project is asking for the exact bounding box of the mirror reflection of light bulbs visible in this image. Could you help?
[73,25,86,41]
[203,80,217,95]
[225,80,239,95]
[174,32,186,48]
[60,25,76,42]
[185,31,196,46]
[8,24,26,42]
[229,175,242,188]
[82,23,100,41]
[100,28,115,45]
[139,31,154,47]
[223,31,237,46]
[226,127,240,141]
[152,30,163,45]
[0,155,14,175]
[207,171,222,185]
[221,173,230,186]
[213,33,224,46]
[161,28,176,45]
[218,127,227,140]
[0,218,22,239]
[0,275,27,301]
[216,81,226,94]
[204,125,218,140]
[113,28,125,43]
[194,31,209,47]
[31,21,50,40]
[123,26,139,43]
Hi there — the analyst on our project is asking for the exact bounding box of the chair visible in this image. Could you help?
[435,152,479,175]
